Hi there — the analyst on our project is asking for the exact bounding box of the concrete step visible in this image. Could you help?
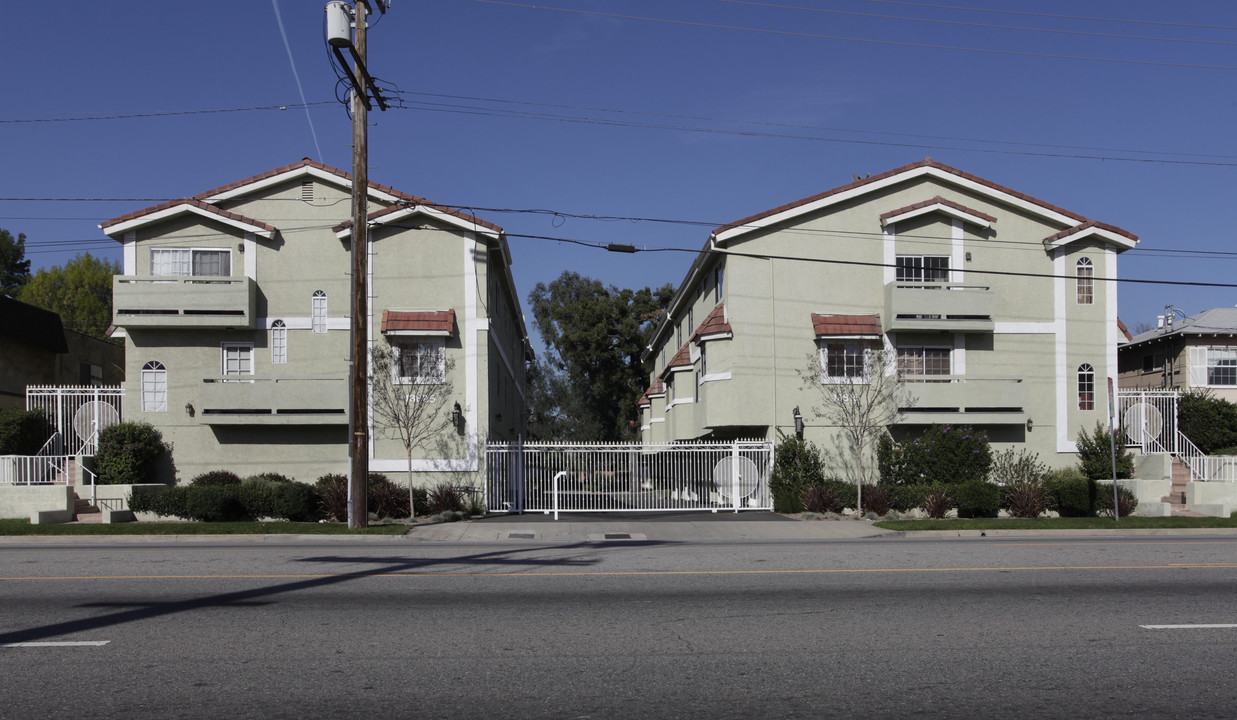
[73,498,102,522]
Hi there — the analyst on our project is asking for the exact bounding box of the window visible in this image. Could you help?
[1076,257,1094,305]
[141,361,167,412]
[1078,363,1095,410]
[271,320,287,364]
[822,342,869,383]
[898,346,951,378]
[714,263,724,303]
[1207,347,1237,386]
[1142,353,1160,373]
[392,339,445,384]
[312,290,327,334]
[150,248,231,277]
[896,256,950,284]
[222,344,253,379]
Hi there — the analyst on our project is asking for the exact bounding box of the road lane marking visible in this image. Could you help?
[2,563,1236,581]
[1140,624,1237,630]
[1,641,110,647]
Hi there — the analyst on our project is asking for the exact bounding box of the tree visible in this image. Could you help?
[799,348,914,512]
[528,271,674,441]
[17,253,120,341]
[0,228,31,296]
[370,344,457,518]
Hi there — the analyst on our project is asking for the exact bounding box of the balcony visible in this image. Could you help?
[884,282,994,333]
[197,377,348,425]
[895,376,1026,425]
[113,276,255,329]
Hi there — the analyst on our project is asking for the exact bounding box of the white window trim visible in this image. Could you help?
[896,345,954,379]
[271,320,287,365]
[311,291,328,334]
[1192,346,1237,388]
[150,247,233,277]
[221,343,255,379]
[1076,257,1094,306]
[819,339,879,385]
[140,361,167,413]
[895,255,951,285]
[392,337,446,385]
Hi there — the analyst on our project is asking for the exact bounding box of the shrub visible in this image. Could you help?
[315,474,348,521]
[769,432,826,512]
[954,480,1001,518]
[269,482,321,522]
[894,425,992,486]
[890,483,939,512]
[1044,467,1096,517]
[861,485,894,516]
[189,470,242,486]
[465,492,486,516]
[989,448,1048,486]
[95,422,169,485]
[368,473,410,519]
[0,409,52,455]
[245,472,294,485]
[876,433,905,485]
[1096,483,1138,518]
[1003,481,1050,519]
[922,490,954,519]
[1178,390,1237,454]
[803,484,844,514]
[129,486,188,518]
[130,482,321,522]
[1076,422,1134,480]
[426,483,465,515]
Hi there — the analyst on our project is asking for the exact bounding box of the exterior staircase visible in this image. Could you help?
[73,495,103,524]
[1161,458,1205,517]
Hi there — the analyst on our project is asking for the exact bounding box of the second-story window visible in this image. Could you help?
[271,320,287,364]
[151,248,231,277]
[714,263,724,303]
[141,361,167,412]
[897,346,951,379]
[896,256,950,284]
[1076,257,1094,305]
[822,342,871,383]
[222,344,254,380]
[1078,363,1095,410]
[392,339,445,384]
[312,290,327,333]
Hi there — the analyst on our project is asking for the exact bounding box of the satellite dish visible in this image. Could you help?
[1122,402,1163,444]
[713,456,761,502]
[72,401,120,443]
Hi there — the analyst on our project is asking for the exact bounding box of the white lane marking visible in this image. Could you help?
[1140,624,1237,630]
[0,641,111,647]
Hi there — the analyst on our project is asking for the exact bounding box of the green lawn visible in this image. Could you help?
[0,519,412,536]
[875,516,1237,531]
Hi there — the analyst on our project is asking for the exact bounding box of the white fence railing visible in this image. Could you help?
[0,455,72,485]
[26,386,123,457]
[1115,389,1237,482]
[486,440,774,517]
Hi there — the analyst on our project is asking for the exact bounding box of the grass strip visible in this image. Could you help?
[0,519,411,536]
[876,516,1237,531]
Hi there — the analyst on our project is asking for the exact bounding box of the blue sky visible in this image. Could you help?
[4,0,1235,343]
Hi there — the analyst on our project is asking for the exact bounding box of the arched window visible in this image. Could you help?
[141,361,167,412]
[270,320,287,364]
[311,290,327,333]
[1076,257,1094,305]
[1078,363,1095,410]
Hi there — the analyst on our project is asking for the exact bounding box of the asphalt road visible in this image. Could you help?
[1,536,1235,719]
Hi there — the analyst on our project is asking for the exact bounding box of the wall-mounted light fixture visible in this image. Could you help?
[185,403,195,417]
[793,406,804,440]
[1026,418,1033,432]
[452,402,463,430]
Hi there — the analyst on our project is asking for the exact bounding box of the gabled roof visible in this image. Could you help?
[812,313,883,338]
[1124,308,1237,347]
[0,296,68,353]
[880,195,996,229]
[1117,318,1132,343]
[101,198,276,239]
[380,309,456,336]
[1043,219,1138,251]
[195,158,409,205]
[692,303,732,342]
[333,200,503,240]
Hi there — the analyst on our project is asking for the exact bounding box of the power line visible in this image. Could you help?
[859,0,1237,32]
[716,0,1237,47]
[472,1,1237,71]
[0,103,334,125]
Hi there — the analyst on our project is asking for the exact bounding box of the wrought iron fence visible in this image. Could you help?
[486,440,773,517]
[26,386,124,457]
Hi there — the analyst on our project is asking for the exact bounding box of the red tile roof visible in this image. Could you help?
[659,343,693,379]
[101,198,276,235]
[380,309,456,335]
[712,159,1097,238]
[639,378,666,405]
[811,313,882,337]
[879,195,997,224]
[692,303,732,341]
[1117,317,1132,343]
[1043,219,1138,245]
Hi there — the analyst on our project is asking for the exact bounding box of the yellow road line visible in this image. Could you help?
[2,563,1235,581]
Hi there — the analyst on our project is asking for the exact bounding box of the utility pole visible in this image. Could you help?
[326,1,388,529]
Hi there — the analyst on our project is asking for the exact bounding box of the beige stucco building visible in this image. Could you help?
[101,159,530,487]
[639,160,1137,470]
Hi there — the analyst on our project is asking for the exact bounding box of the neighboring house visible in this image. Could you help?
[0,296,123,410]
[639,159,1137,469]
[101,159,531,486]
[1118,308,1237,403]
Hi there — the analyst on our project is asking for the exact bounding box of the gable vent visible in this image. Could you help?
[301,181,314,201]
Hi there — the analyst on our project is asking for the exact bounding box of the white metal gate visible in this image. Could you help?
[26,386,124,456]
[1115,390,1178,454]
[486,440,774,516]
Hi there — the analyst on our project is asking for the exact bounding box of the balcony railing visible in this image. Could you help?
[896,376,1026,425]
[113,275,255,329]
[197,376,348,425]
[884,282,994,333]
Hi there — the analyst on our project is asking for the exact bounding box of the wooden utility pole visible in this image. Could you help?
[347,0,371,529]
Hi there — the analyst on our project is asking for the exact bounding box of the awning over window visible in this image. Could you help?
[811,313,882,339]
[380,309,456,336]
